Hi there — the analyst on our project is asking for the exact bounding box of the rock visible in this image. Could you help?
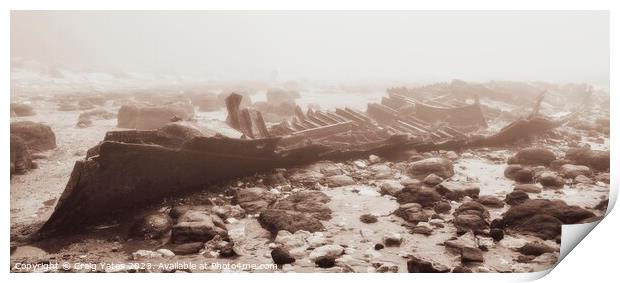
[490,228,504,241]
[560,164,592,178]
[444,231,478,251]
[360,214,378,224]
[396,203,430,223]
[172,210,228,243]
[156,249,175,257]
[411,225,433,236]
[274,230,309,251]
[132,250,163,260]
[436,181,480,200]
[511,148,556,166]
[574,175,594,184]
[505,191,529,206]
[407,256,450,273]
[383,232,403,247]
[434,201,452,214]
[212,204,246,219]
[374,243,385,250]
[408,158,454,179]
[452,266,473,273]
[565,148,610,171]
[130,212,174,240]
[502,199,595,239]
[513,184,542,193]
[396,185,442,207]
[594,199,609,211]
[309,244,344,266]
[370,164,393,178]
[550,159,571,169]
[274,191,332,220]
[477,196,505,208]
[313,162,342,177]
[461,247,484,263]
[10,136,33,175]
[374,262,399,273]
[379,180,404,196]
[504,164,524,179]
[513,168,534,183]
[10,121,57,152]
[423,174,443,186]
[289,170,324,184]
[10,102,36,116]
[173,242,204,255]
[536,171,565,187]
[369,154,381,164]
[454,214,488,234]
[271,247,296,265]
[517,242,556,256]
[117,102,194,129]
[454,201,489,219]
[326,174,355,186]
[259,209,324,234]
[234,187,276,214]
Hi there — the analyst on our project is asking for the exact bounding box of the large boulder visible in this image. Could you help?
[258,209,324,234]
[117,102,195,129]
[10,102,36,116]
[502,199,596,239]
[565,148,610,171]
[407,158,454,179]
[509,148,556,166]
[10,121,56,152]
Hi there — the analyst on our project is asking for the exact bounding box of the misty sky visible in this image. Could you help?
[11,11,609,85]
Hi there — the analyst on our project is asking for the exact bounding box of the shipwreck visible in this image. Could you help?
[40,91,561,237]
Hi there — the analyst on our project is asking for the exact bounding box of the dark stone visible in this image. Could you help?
[315,257,336,268]
[511,148,556,166]
[434,201,452,214]
[396,185,442,207]
[461,247,484,263]
[505,191,529,206]
[396,203,430,223]
[513,168,534,183]
[490,228,504,241]
[536,171,565,188]
[490,218,505,229]
[477,195,505,208]
[258,209,324,234]
[271,247,296,265]
[173,242,204,255]
[407,256,450,273]
[360,214,378,224]
[374,243,385,250]
[517,242,556,256]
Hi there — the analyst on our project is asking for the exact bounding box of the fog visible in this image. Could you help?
[11,10,609,86]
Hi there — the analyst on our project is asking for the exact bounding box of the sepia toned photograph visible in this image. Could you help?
[9,10,610,274]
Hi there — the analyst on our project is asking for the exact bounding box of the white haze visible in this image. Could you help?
[11,10,609,86]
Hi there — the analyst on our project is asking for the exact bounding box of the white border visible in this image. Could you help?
[3,1,616,283]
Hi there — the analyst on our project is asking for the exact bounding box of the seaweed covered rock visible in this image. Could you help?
[258,209,324,234]
[117,102,195,129]
[10,121,56,152]
[502,199,596,239]
[10,102,36,117]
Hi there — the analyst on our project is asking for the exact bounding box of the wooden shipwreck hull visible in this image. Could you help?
[40,92,559,237]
